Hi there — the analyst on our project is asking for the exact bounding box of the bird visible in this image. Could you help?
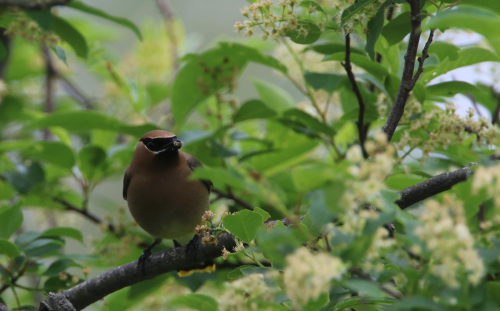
[123,130,212,272]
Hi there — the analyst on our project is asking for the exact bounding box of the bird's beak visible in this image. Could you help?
[173,139,183,149]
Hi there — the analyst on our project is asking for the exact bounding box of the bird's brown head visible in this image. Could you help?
[139,130,183,154]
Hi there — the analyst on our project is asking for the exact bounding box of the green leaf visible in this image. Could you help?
[171,294,218,311]
[381,12,411,46]
[24,9,52,31]
[366,0,392,60]
[33,141,75,169]
[344,279,385,298]
[288,22,322,45]
[253,78,295,112]
[190,167,249,192]
[425,6,500,57]
[422,47,500,83]
[304,72,345,94]
[387,297,446,311]
[67,1,142,40]
[227,265,258,279]
[281,108,336,136]
[51,15,88,59]
[223,210,264,243]
[233,99,277,123]
[42,227,83,243]
[0,205,23,239]
[428,41,459,62]
[172,43,286,125]
[53,46,68,66]
[0,239,20,257]
[292,163,334,193]
[4,162,45,194]
[43,258,79,277]
[304,292,329,311]
[254,207,270,222]
[257,226,301,266]
[341,0,377,25]
[78,146,107,181]
[333,297,396,311]
[307,43,365,55]
[28,110,158,137]
[299,1,327,15]
[22,238,64,257]
[413,81,426,104]
[385,174,427,191]
[323,53,388,81]
[461,0,500,16]
[427,81,479,98]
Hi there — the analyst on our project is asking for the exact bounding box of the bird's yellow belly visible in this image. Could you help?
[127,174,209,240]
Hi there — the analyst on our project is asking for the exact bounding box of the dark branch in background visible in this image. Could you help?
[342,34,369,159]
[383,0,434,142]
[0,29,11,78]
[0,0,71,9]
[57,74,94,109]
[53,198,116,232]
[212,188,254,211]
[492,96,500,125]
[155,0,178,70]
[42,47,56,141]
[349,268,401,299]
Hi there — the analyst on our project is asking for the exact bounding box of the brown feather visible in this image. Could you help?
[124,137,209,242]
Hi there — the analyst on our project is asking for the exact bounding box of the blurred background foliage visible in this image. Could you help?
[1,0,500,310]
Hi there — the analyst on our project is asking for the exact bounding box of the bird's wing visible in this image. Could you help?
[186,154,213,193]
[123,167,132,200]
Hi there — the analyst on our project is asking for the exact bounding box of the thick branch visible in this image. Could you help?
[384,0,432,142]
[0,0,71,9]
[396,153,499,209]
[341,34,369,159]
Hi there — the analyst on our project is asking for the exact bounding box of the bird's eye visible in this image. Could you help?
[147,142,155,149]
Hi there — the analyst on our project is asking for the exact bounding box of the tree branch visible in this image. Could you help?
[395,153,499,209]
[0,0,71,9]
[53,198,116,232]
[212,188,254,211]
[383,0,435,142]
[492,97,500,125]
[341,33,369,159]
[57,74,94,109]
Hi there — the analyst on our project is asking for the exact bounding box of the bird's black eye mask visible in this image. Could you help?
[141,136,183,153]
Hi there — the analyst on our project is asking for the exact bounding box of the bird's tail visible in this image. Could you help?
[177,260,216,277]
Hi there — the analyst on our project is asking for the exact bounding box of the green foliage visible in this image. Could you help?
[1,1,500,310]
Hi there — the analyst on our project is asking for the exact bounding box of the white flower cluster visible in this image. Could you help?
[218,271,280,311]
[334,0,386,35]
[414,195,485,287]
[472,162,500,232]
[396,102,498,165]
[284,248,345,307]
[234,0,326,41]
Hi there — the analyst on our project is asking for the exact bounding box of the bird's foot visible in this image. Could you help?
[138,249,152,274]
[137,238,162,274]
[185,234,200,259]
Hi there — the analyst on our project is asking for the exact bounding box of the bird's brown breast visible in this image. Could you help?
[126,151,209,240]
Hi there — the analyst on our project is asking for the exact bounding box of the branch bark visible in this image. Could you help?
[341,33,369,159]
[0,0,71,9]
[383,0,435,142]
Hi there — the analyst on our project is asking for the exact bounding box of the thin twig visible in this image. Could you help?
[341,34,369,159]
[42,47,56,141]
[212,188,254,211]
[57,74,94,109]
[0,0,71,9]
[155,0,179,70]
[349,268,402,299]
[53,198,116,232]
[411,30,434,84]
[492,97,500,125]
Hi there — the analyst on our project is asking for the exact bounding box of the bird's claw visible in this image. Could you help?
[138,249,152,274]
[185,234,200,259]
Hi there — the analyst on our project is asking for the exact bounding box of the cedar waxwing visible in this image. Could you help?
[123,130,212,271]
